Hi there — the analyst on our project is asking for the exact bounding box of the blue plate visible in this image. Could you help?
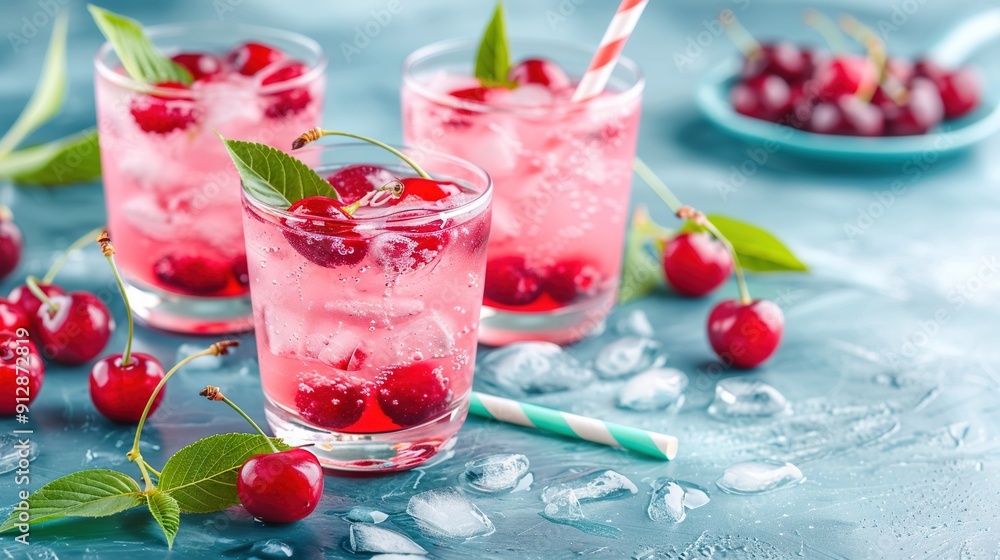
[696,9,1000,162]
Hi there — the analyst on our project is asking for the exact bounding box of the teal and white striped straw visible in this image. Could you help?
[469,392,678,461]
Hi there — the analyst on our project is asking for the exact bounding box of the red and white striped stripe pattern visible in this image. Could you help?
[571,0,648,103]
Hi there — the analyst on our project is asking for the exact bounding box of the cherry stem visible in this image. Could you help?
[291,128,432,180]
[24,276,58,314]
[98,232,134,365]
[840,16,885,102]
[632,157,753,305]
[41,225,106,285]
[803,10,848,54]
[200,386,279,454]
[719,9,761,60]
[127,341,239,488]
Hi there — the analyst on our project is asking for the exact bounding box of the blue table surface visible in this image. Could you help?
[2,1,1000,558]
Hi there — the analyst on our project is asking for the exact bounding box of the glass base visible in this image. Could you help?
[264,394,469,472]
[126,281,254,335]
[477,290,614,346]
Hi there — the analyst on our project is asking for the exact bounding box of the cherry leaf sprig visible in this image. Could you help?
[0,12,103,186]
[88,4,192,85]
[620,158,807,303]
[0,341,291,548]
[474,2,515,88]
[217,133,338,208]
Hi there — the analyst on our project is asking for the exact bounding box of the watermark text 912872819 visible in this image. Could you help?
[10,326,35,545]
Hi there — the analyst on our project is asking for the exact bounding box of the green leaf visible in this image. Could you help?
[704,214,809,273]
[88,5,192,85]
[146,490,180,549]
[619,206,672,303]
[158,433,292,513]
[0,129,101,185]
[218,135,338,208]
[474,3,514,88]
[0,12,68,159]
[0,469,145,533]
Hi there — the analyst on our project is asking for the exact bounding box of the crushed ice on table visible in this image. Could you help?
[226,539,295,559]
[707,378,790,419]
[716,461,805,495]
[480,342,594,395]
[541,469,638,503]
[348,523,427,555]
[540,490,623,539]
[647,478,711,523]
[462,453,530,493]
[617,367,688,411]
[593,337,665,379]
[613,309,655,338]
[344,506,389,524]
[0,433,36,475]
[406,488,495,539]
[177,343,223,370]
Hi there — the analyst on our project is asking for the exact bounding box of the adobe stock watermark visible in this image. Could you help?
[340,0,403,64]
[544,0,588,30]
[842,129,956,241]
[673,0,752,72]
[874,0,929,41]
[7,0,69,54]
[884,255,999,368]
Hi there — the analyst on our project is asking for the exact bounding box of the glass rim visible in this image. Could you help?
[401,36,645,114]
[94,21,328,97]
[241,142,493,229]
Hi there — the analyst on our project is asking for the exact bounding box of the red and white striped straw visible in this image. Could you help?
[571,0,649,103]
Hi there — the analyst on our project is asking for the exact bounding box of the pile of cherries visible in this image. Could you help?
[731,41,981,136]
[131,41,312,134]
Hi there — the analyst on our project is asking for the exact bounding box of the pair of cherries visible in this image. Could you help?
[662,232,783,369]
[281,164,456,270]
[131,41,312,134]
[733,41,981,136]
[483,256,603,309]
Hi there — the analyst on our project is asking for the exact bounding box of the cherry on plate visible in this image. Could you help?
[742,42,815,83]
[237,447,324,524]
[545,258,603,304]
[376,362,451,427]
[936,67,980,120]
[731,73,792,122]
[89,353,166,423]
[484,256,542,307]
[0,333,44,416]
[34,292,114,365]
[884,77,944,136]
[707,298,784,369]
[812,56,878,99]
[663,232,734,297]
[808,95,884,136]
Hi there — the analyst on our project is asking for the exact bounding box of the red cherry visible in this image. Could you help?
[913,59,947,82]
[237,448,324,523]
[812,56,878,99]
[34,292,113,365]
[808,95,884,136]
[731,74,792,122]
[884,77,944,136]
[742,42,815,83]
[707,299,784,369]
[232,256,250,288]
[484,256,542,307]
[376,362,451,427]
[170,52,222,81]
[129,82,197,134]
[326,165,397,204]
[0,214,22,281]
[262,62,312,119]
[89,353,166,423]
[663,232,734,297]
[508,58,571,90]
[154,254,231,296]
[227,42,284,75]
[295,371,367,430]
[0,299,30,332]
[282,196,368,268]
[449,86,492,103]
[9,283,65,318]
[0,333,44,416]
[545,259,603,304]
[885,58,914,84]
[936,68,980,119]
